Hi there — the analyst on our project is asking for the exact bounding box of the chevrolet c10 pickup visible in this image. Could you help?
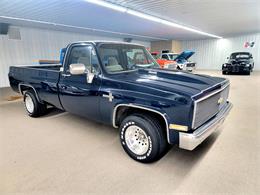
[9,41,232,163]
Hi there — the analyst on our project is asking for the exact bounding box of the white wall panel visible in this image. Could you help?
[0,26,150,87]
[182,33,260,70]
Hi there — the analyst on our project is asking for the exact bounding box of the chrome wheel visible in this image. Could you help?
[25,94,34,113]
[125,125,149,155]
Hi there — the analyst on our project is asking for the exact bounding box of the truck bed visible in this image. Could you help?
[9,64,63,109]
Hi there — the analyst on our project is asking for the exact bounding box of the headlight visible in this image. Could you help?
[245,64,250,67]
[223,64,227,67]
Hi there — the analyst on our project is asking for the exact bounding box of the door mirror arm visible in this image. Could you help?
[86,69,95,84]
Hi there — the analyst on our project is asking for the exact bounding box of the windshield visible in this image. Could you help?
[168,54,179,60]
[98,44,159,73]
[230,53,250,59]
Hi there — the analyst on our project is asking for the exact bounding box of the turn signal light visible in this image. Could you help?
[169,124,188,131]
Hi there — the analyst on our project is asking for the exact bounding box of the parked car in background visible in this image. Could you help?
[9,41,232,163]
[152,50,196,71]
[151,51,177,69]
[162,51,196,71]
[222,52,254,75]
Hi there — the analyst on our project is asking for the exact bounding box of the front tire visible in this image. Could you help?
[24,90,47,117]
[119,114,167,163]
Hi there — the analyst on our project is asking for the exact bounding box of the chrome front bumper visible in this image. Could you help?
[179,102,233,150]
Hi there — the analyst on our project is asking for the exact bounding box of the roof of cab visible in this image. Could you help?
[69,40,144,47]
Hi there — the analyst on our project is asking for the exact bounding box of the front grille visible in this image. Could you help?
[232,65,240,72]
[192,84,230,129]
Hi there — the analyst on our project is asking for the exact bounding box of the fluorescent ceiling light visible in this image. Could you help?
[85,0,127,12]
[127,10,162,23]
[85,0,222,39]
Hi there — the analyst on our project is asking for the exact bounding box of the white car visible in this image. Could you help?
[160,51,196,71]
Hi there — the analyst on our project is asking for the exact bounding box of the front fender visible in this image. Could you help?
[112,103,173,143]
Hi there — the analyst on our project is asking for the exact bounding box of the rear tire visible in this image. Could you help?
[222,71,227,75]
[119,114,168,163]
[24,90,47,117]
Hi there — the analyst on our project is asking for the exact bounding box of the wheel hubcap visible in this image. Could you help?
[25,94,34,113]
[125,125,149,155]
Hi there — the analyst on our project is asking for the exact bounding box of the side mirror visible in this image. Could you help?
[69,63,95,84]
[69,63,86,75]
[227,57,229,59]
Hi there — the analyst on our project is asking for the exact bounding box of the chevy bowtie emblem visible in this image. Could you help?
[218,97,224,105]
[102,92,114,102]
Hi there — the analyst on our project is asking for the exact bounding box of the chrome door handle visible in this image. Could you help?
[62,73,71,77]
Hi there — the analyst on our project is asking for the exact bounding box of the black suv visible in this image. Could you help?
[222,52,254,75]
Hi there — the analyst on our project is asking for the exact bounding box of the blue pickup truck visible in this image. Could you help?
[9,41,232,163]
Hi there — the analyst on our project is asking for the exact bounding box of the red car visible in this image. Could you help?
[151,51,177,69]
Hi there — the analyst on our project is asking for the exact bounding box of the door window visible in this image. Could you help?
[67,45,100,74]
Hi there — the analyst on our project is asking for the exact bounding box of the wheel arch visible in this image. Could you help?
[18,83,42,103]
[113,104,170,143]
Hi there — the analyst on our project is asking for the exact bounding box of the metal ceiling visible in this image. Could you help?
[105,0,260,37]
[0,0,259,41]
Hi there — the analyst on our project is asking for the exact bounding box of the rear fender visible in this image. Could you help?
[18,83,43,103]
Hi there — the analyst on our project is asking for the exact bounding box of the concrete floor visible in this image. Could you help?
[0,70,260,195]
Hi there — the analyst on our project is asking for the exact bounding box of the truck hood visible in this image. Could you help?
[174,50,195,61]
[108,69,227,99]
